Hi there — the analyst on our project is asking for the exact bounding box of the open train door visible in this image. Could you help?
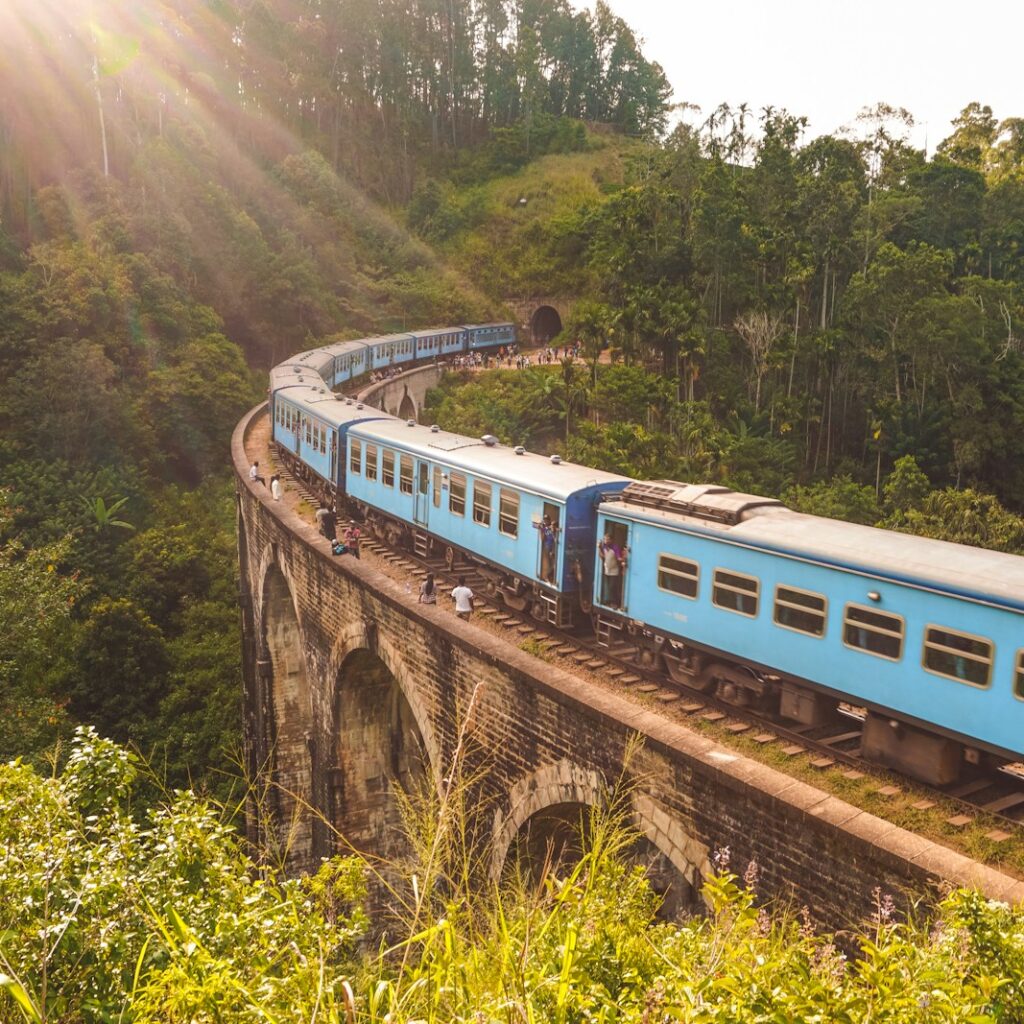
[413,460,430,527]
[598,519,630,612]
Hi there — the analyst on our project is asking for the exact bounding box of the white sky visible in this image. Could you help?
[578,0,1023,152]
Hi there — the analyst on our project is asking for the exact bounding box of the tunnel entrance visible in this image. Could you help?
[333,648,430,862]
[262,564,313,866]
[505,801,702,920]
[531,305,563,344]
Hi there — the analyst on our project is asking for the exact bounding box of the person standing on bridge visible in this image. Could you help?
[344,523,361,559]
[270,474,281,501]
[451,576,474,620]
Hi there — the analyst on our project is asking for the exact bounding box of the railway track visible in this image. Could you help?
[267,426,1024,842]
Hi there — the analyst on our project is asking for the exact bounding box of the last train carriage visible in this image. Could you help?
[592,481,1024,785]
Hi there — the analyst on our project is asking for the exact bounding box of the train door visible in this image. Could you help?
[598,519,630,611]
[414,460,430,527]
[536,502,560,585]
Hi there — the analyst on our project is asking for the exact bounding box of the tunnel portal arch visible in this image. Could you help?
[531,305,563,344]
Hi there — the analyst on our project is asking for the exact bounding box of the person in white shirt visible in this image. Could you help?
[249,461,266,486]
[451,576,474,620]
[270,474,282,501]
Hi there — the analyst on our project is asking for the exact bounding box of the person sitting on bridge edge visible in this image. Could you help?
[418,573,437,605]
[451,576,474,620]
[249,460,266,486]
[316,503,337,543]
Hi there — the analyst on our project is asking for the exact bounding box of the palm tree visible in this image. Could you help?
[81,496,135,533]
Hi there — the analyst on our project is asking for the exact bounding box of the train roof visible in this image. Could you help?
[281,389,393,430]
[601,481,1024,609]
[363,332,415,345]
[462,321,514,330]
[408,326,466,339]
[351,420,630,502]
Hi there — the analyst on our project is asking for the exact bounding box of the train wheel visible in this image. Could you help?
[386,525,402,548]
[530,598,547,622]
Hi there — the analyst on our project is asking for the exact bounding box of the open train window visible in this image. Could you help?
[774,586,827,637]
[712,569,759,617]
[473,481,492,527]
[657,555,699,599]
[450,473,466,516]
[1016,651,1024,701]
[843,604,903,660]
[350,440,362,475]
[365,444,378,481]
[382,449,395,488]
[922,626,993,688]
[399,455,413,494]
[499,489,519,537]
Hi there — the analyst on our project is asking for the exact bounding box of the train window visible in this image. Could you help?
[382,449,395,488]
[433,466,441,508]
[923,626,993,688]
[350,440,362,475]
[499,489,519,537]
[450,473,466,516]
[657,555,699,599]
[304,418,312,445]
[774,586,827,637]
[400,455,413,494]
[473,481,492,527]
[365,444,378,481]
[843,604,903,660]
[1016,651,1024,700]
[712,569,759,617]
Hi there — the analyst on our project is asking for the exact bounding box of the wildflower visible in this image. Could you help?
[712,846,731,872]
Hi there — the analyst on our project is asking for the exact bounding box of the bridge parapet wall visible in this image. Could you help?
[235,403,1024,926]
[356,364,443,422]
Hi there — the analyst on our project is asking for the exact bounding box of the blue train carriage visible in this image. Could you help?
[271,385,390,499]
[343,420,630,626]
[465,322,516,351]
[368,332,416,371]
[594,481,1024,784]
[411,327,468,360]
[321,340,369,389]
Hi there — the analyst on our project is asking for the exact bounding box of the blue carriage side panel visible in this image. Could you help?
[595,497,1024,760]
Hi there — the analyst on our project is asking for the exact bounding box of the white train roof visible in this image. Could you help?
[602,481,1024,608]
[351,420,630,502]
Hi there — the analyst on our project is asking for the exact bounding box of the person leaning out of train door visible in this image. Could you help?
[451,576,474,620]
[534,514,559,584]
[599,531,625,609]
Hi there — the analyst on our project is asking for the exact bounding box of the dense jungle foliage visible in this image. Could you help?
[4,729,1024,1024]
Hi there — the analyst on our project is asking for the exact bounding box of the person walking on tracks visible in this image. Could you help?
[451,576,474,620]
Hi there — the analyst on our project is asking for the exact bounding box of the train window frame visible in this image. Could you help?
[499,488,519,537]
[399,455,414,495]
[450,473,466,517]
[432,466,442,508]
[922,625,993,689]
[365,443,378,482]
[773,585,828,638]
[473,480,492,528]
[712,568,760,617]
[657,554,699,600]
[382,449,396,488]
[842,603,904,661]
[1015,650,1024,701]
[349,439,362,475]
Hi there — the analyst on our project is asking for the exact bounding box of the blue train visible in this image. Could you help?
[268,324,1024,786]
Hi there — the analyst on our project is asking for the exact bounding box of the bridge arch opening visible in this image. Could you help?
[261,562,314,865]
[397,390,417,422]
[504,801,702,920]
[531,305,562,345]
[332,648,430,861]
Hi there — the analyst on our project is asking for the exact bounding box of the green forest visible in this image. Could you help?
[3,0,1024,1019]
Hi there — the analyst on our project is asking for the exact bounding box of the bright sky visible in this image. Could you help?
[579,0,1022,152]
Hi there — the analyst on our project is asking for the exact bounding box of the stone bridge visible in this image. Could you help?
[356,363,443,422]
[234,402,1024,928]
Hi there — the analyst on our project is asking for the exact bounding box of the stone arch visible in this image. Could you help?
[331,640,436,862]
[397,388,417,422]
[531,305,563,344]
[490,762,708,917]
[260,560,314,868]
